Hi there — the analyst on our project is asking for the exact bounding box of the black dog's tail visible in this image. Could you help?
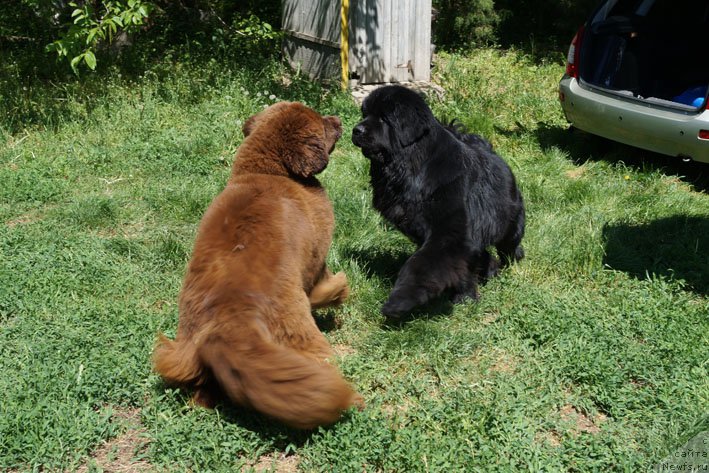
[440,119,494,151]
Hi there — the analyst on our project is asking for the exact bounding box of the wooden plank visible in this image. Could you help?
[283,0,339,43]
[284,0,431,85]
[414,0,431,81]
[282,0,341,81]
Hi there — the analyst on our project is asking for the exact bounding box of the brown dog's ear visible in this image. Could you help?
[283,136,329,178]
[322,115,343,152]
[242,114,258,137]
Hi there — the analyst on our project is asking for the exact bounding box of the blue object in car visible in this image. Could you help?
[673,85,707,108]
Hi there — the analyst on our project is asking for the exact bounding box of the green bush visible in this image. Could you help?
[45,0,153,73]
[433,0,500,49]
[495,0,600,48]
[431,0,601,52]
[0,0,281,75]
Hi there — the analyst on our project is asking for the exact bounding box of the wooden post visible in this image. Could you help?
[340,0,350,89]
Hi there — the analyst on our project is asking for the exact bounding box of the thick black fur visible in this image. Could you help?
[351,85,525,317]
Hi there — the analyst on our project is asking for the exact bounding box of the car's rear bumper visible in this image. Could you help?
[559,75,709,163]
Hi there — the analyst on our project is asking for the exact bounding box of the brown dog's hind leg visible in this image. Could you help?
[191,379,225,409]
[309,270,349,309]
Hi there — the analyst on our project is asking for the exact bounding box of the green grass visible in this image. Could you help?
[1,48,707,472]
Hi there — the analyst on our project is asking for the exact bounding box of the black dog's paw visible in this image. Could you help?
[513,246,525,262]
[451,288,479,305]
[481,257,500,281]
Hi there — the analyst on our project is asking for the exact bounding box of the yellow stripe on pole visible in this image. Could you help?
[340,0,349,89]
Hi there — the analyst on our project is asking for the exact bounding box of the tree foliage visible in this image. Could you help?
[2,0,281,74]
[45,0,153,73]
[1,0,602,75]
[433,0,500,49]
[432,0,601,51]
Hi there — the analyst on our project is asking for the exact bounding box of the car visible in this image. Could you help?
[558,0,709,163]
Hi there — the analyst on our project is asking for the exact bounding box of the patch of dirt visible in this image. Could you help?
[565,167,587,180]
[5,213,39,227]
[480,311,500,325]
[77,407,152,473]
[331,343,356,358]
[152,299,172,311]
[381,396,415,430]
[470,347,518,375]
[489,353,517,375]
[559,404,606,435]
[535,404,606,448]
[630,378,648,388]
[249,452,299,473]
[535,431,562,448]
[97,228,119,238]
[381,395,413,417]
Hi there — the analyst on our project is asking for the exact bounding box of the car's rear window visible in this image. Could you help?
[602,0,644,17]
[644,0,709,26]
[595,0,709,26]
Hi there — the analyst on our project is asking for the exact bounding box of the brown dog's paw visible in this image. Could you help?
[329,272,350,305]
[351,393,366,411]
[309,271,350,309]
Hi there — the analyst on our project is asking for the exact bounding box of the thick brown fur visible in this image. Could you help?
[153,102,362,430]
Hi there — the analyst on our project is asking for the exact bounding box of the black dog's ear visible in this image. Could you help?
[391,102,431,147]
[283,135,329,178]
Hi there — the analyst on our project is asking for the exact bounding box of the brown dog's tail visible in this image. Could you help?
[153,333,205,386]
[199,326,360,429]
[153,320,361,430]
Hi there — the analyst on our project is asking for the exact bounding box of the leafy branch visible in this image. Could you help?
[46,0,153,73]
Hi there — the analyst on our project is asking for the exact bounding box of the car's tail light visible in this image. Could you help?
[565,25,585,79]
[699,130,709,140]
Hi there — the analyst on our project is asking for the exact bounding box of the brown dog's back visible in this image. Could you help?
[153,103,360,429]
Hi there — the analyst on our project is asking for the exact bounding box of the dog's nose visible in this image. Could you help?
[352,124,365,137]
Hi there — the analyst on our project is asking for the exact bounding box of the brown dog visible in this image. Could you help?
[153,102,362,429]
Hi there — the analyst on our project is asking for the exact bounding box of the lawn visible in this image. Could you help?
[1,47,707,472]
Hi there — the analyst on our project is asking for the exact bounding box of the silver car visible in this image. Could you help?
[558,0,709,163]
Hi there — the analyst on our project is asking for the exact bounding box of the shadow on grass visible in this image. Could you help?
[154,382,359,449]
[534,123,709,193]
[343,246,409,283]
[380,300,455,328]
[214,403,337,448]
[313,310,342,333]
[343,246,461,324]
[603,215,709,295]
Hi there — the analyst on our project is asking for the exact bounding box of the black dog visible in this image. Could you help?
[352,85,525,317]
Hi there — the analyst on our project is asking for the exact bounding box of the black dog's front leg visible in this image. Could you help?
[382,241,475,317]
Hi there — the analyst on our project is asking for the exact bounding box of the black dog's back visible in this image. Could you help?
[444,119,525,264]
[440,119,493,152]
[352,85,525,316]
